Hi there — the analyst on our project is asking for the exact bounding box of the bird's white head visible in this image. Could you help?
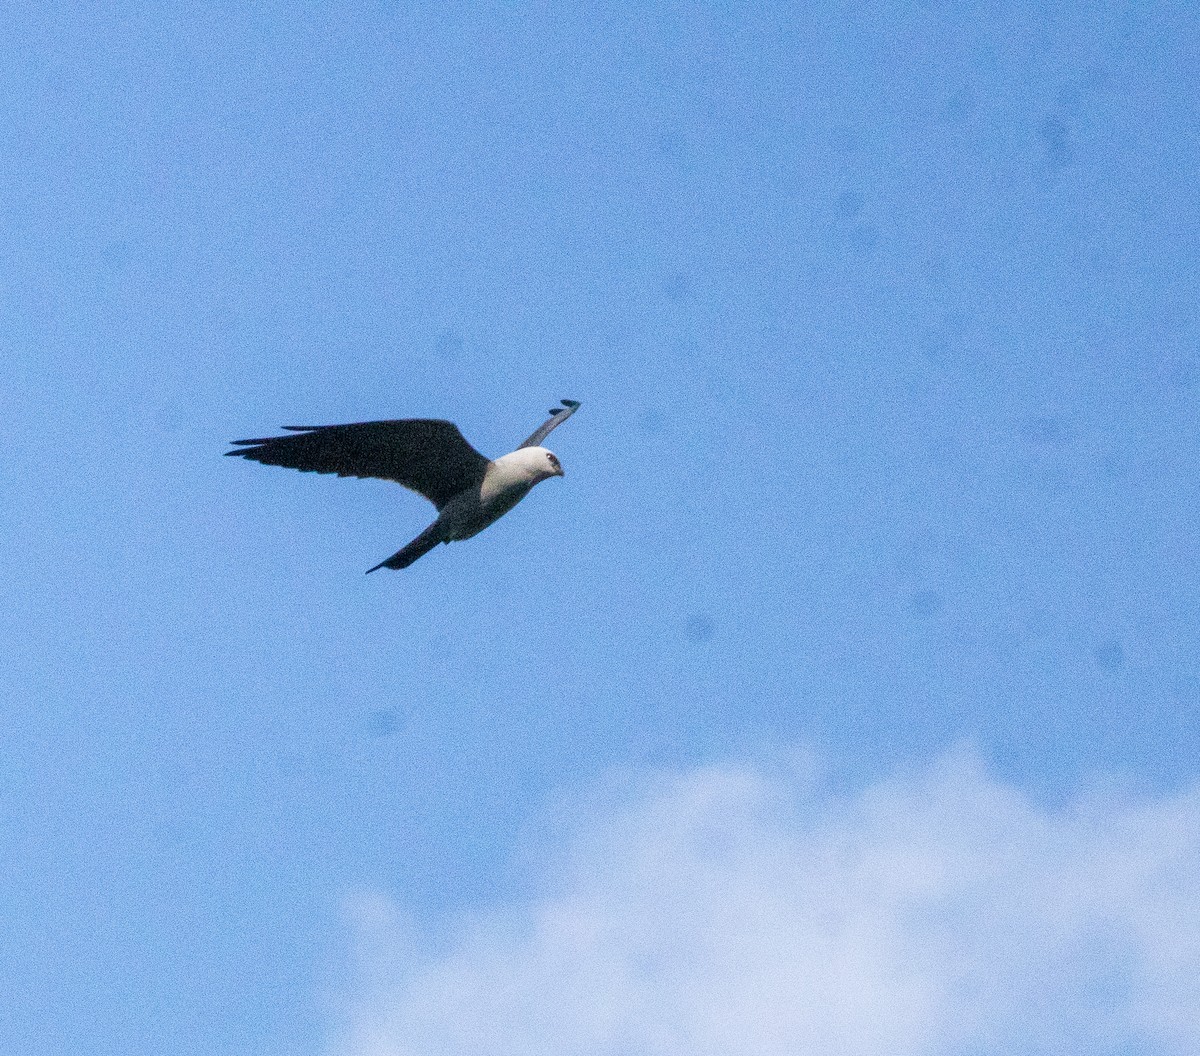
[494,446,564,484]
[528,446,564,480]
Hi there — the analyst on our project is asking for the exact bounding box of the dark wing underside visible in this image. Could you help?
[225,419,490,509]
[519,399,581,449]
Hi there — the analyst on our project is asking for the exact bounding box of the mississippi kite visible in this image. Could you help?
[226,399,581,572]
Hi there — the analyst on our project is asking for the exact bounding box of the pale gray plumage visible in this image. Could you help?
[226,399,581,572]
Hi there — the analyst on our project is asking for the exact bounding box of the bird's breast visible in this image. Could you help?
[440,475,534,541]
[478,477,535,522]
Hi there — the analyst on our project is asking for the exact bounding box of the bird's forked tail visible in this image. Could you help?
[365,523,444,573]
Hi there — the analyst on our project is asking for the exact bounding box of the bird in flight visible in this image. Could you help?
[226,399,581,572]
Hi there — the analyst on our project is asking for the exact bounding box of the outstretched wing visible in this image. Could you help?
[226,419,490,510]
[519,399,581,449]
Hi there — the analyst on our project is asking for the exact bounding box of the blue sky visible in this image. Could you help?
[3,3,1198,1054]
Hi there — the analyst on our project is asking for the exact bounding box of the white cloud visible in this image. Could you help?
[332,752,1200,1056]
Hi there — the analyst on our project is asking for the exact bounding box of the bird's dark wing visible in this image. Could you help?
[226,419,490,509]
[519,399,581,449]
